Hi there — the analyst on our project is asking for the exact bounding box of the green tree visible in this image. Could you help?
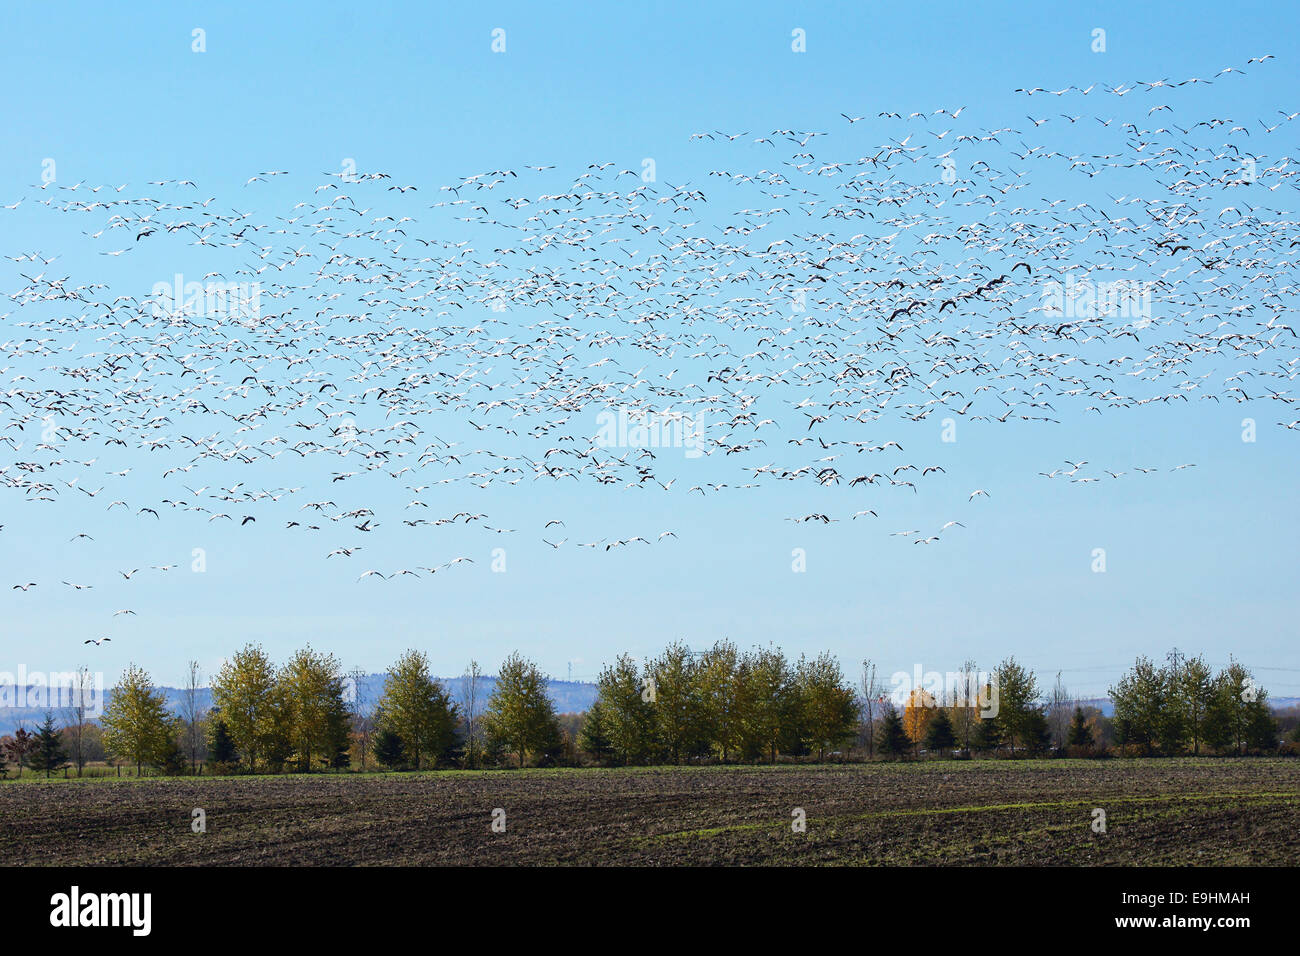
[1109,656,1166,755]
[699,640,741,761]
[595,653,656,764]
[972,713,1004,753]
[1176,655,1215,754]
[28,712,69,777]
[261,680,295,772]
[374,649,459,770]
[101,664,176,776]
[372,728,406,769]
[211,644,277,772]
[1020,708,1052,754]
[876,706,911,757]
[646,642,706,763]
[1245,701,1278,751]
[578,700,614,764]
[993,657,1039,753]
[207,715,238,766]
[156,733,187,776]
[1066,707,1094,748]
[484,652,561,768]
[1155,656,1190,755]
[1205,660,1276,754]
[795,652,860,760]
[280,646,352,771]
[922,708,957,753]
[740,645,797,763]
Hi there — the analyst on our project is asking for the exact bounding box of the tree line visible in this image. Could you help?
[1108,653,1278,755]
[0,642,1291,778]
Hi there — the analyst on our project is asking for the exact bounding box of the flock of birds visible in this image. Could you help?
[3,57,1298,644]
[1037,460,1197,482]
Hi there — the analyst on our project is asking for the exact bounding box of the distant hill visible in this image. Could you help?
[1077,697,1114,717]
[0,674,599,736]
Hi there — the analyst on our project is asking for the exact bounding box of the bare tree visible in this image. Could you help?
[860,659,881,757]
[346,666,371,771]
[1049,671,1071,750]
[63,665,93,777]
[954,658,979,754]
[179,660,206,774]
[462,660,483,769]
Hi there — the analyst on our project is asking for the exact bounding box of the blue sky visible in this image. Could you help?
[2,1,1298,700]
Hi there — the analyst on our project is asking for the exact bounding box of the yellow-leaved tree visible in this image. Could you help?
[101,663,176,776]
[211,643,276,772]
[903,687,938,747]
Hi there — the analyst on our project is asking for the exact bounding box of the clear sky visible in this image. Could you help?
[2,0,1298,700]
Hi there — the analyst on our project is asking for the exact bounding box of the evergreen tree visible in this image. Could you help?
[922,708,957,753]
[157,733,187,776]
[578,700,614,764]
[972,714,1004,753]
[1201,685,1234,753]
[28,712,68,778]
[326,698,353,770]
[372,728,406,769]
[1244,701,1278,751]
[993,657,1040,751]
[207,716,238,766]
[1107,658,1170,754]
[1019,708,1052,755]
[1204,660,1275,754]
[1176,655,1215,754]
[875,706,911,757]
[1066,707,1094,748]
[534,712,566,766]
